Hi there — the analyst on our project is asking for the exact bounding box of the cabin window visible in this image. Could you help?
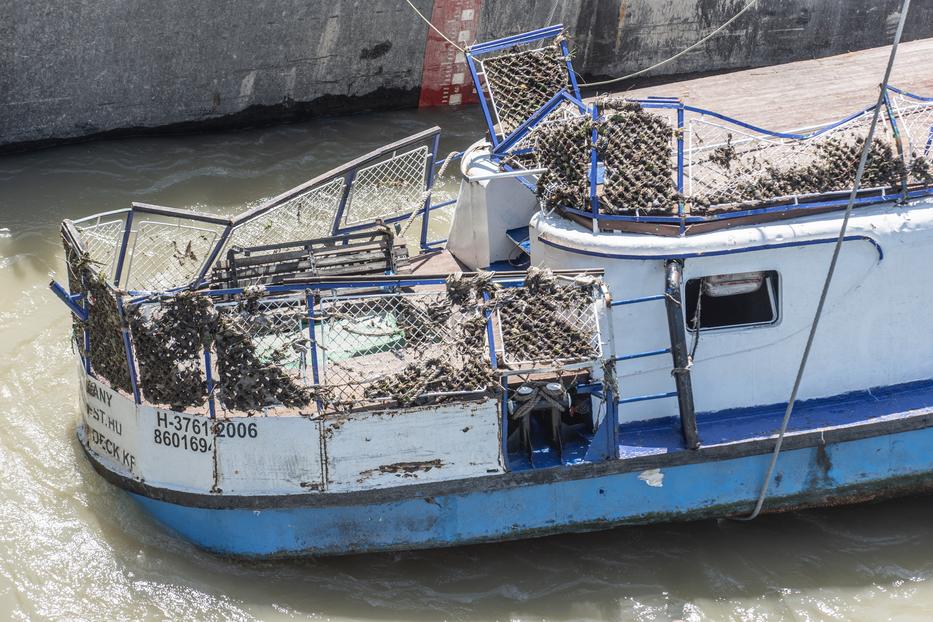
[685,270,779,331]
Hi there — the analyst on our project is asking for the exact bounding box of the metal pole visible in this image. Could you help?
[739,0,912,521]
[664,259,699,449]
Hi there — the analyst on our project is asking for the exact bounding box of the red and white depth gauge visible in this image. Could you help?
[417,0,483,108]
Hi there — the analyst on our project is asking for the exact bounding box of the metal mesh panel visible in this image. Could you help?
[534,115,592,210]
[341,147,429,227]
[500,100,586,171]
[129,293,214,409]
[85,274,133,393]
[685,111,903,211]
[493,274,601,369]
[315,291,492,408]
[214,293,311,413]
[225,177,346,252]
[888,92,933,184]
[599,101,678,216]
[125,220,219,291]
[479,43,570,137]
[74,219,124,281]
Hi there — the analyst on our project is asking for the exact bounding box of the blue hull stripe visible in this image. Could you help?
[129,425,933,557]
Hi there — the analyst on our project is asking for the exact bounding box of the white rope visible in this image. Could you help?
[403,0,465,53]
[580,0,759,88]
[736,0,912,522]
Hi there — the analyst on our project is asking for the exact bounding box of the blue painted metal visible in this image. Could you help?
[676,105,686,236]
[618,390,678,405]
[203,349,216,419]
[195,223,232,287]
[465,51,498,146]
[505,226,531,255]
[615,348,671,362]
[560,37,581,100]
[467,24,564,56]
[610,294,666,306]
[589,104,600,219]
[115,295,141,404]
[113,210,134,286]
[305,292,322,413]
[538,233,885,262]
[482,291,498,369]
[330,171,357,236]
[885,85,933,102]
[420,132,442,250]
[124,419,933,556]
[49,280,89,321]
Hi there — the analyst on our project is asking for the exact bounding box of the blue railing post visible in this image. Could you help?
[81,274,91,374]
[204,349,216,418]
[466,51,500,147]
[330,171,357,236]
[113,210,134,287]
[882,88,910,201]
[677,105,686,236]
[589,104,600,232]
[559,37,581,100]
[305,292,323,414]
[421,132,443,250]
[115,295,141,404]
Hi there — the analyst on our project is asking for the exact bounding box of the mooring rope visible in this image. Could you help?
[403,0,465,53]
[737,0,912,522]
[580,0,760,88]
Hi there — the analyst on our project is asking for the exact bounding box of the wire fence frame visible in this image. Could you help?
[512,86,933,229]
[466,24,581,150]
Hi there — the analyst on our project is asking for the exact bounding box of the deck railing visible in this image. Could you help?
[70,127,459,293]
[467,28,933,234]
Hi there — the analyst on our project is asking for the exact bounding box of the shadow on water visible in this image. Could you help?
[3,105,933,620]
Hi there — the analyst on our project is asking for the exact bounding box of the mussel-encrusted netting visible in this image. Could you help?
[128,290,312,413]
[62,227,135,394]
[128,292,213,409]
[77,268,602,413]
[531,98,933,217]
[491,268,600,367]
[481,42,570,136]
[317,287,495,408]
[534,100,679,216]
[688,120,933,213]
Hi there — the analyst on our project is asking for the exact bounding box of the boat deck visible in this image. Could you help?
[604,37,933,130]
[508,379,933,471]
[619,379,933,459]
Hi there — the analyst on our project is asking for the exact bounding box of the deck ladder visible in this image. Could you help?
[609,259,699,450]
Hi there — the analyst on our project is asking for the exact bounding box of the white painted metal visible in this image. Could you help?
[323,399,505,493]
[446,140,539,269]
[78,367,503,497]
[530,197,933,421]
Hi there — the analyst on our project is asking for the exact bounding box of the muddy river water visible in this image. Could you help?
[1,107,932,621]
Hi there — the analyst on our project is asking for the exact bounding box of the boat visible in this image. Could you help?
[51,25,933,557]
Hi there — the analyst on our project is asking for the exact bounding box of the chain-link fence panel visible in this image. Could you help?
[888,91,933,185]
[686,111,906,212]
[480,42,570,137]
[213,292,312,413]
[223,177,346,255]
[128,292,215,410]
[341,146,430,228]
[491,269,601,369]
[124,220,220,292]
[316,288,494,409]
[73,218,125,282]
